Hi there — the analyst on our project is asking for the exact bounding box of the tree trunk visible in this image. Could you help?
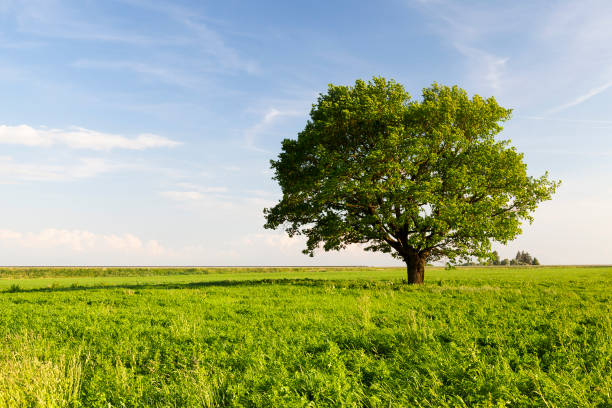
[405,253,426,284]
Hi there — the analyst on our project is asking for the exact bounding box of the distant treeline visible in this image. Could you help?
[460,251,540,266]
[0,266,373,279]
[0,267,213,279]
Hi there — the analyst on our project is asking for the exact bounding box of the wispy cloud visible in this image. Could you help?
[243,108,302,152]
[72,59,202,88]
[5,0,258,76]
[453,44,508,92]
[5,0,185,46]
[411,0,512,93]
[181,18,260,75]
[0,124,180,150]
[160,182,236,209]
[117,0,260,74]
[546,80,612,114]
[409,0,612,114]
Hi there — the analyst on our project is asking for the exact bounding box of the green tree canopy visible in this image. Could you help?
[264,78,558,283]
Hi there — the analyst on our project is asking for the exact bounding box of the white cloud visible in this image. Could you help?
[0,156,118,182]
[0,228,168,255]
[103,233,144,251]
[0,124,180,150]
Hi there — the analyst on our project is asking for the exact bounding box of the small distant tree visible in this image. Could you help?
[515,251,533,265]
[492,251,500,265]
[532,257,540,265]
[515,251,522,264]
[500,258,509,266]
[264,78,559,284]
[510,259,517,265]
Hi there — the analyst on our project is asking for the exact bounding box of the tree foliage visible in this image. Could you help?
[515,251,533,265]
[264,78,558,283]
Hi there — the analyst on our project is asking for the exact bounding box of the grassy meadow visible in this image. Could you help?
[0,266,610,407]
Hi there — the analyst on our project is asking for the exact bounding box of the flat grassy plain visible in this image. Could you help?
[0,266,610,407]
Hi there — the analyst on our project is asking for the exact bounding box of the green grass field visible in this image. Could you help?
[0,266,610,407]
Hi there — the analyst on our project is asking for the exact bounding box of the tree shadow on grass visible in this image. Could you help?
[3,278,409,294]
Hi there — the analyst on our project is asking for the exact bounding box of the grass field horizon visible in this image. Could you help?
[1,266,610,407]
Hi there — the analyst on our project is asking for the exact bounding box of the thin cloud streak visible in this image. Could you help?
[546,80,612,114]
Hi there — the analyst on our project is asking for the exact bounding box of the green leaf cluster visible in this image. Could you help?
[265,78,559,264]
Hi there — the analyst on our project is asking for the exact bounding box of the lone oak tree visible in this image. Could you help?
[264,78,558,284]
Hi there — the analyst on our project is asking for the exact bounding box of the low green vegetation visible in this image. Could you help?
[0,266,610,407]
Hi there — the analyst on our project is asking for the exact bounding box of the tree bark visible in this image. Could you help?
[405,253,426,284]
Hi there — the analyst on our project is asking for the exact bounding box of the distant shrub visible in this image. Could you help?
[6,284,21,293]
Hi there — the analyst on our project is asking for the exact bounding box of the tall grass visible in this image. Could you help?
[0,266,610,407]
[0,333,82,407]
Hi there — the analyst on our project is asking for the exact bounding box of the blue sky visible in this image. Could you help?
[0,0,610,265]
